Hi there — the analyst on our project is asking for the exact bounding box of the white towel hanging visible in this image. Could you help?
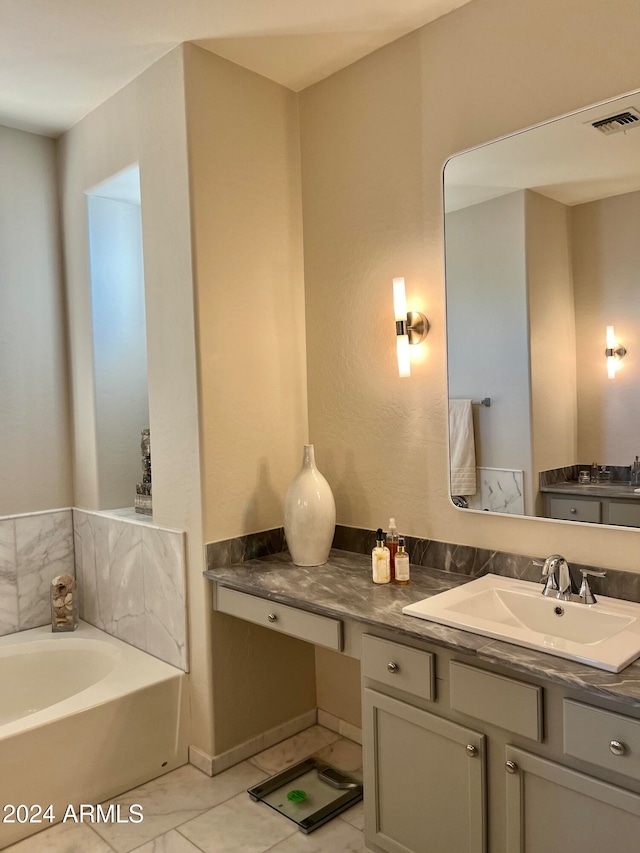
[449,399,477,496]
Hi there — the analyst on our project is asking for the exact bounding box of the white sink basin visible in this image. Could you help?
[402,574,640,672]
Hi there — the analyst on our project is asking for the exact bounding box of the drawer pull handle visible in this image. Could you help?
[570,507,577,514]
[466,744,478,758]
[267,613,278,623]
[505,760,518,774]
[610,740,626,756]
[387,662,399,674]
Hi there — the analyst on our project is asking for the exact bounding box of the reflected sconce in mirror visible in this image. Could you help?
[606,325,626,379]
[393,277,429,377]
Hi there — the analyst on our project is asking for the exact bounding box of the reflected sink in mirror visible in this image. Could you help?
[402,574,640,672]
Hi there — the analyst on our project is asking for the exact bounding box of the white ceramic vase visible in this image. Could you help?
[284,444,336,566]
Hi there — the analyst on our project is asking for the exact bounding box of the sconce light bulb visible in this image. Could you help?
[607,357,617,379]
[393,277,407,322]
[397,334,411,378]
[606,325,616,349]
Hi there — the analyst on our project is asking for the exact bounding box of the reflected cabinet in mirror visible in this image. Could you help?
[444,91,640,529]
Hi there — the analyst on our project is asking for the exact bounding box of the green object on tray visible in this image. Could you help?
[287,789,307,803]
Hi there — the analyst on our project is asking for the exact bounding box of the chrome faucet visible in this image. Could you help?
[540,554,574,601]
[539,555,606,604]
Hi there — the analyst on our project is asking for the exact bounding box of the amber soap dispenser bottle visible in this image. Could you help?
[386,518,399,581]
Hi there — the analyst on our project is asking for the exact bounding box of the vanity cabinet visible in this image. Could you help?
[544,493,640,528]
[362,632,640,853]
[505,745,640,853]
[363,688,486,853]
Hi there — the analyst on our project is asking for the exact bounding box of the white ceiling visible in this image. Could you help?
[0,0,472,138]
[445,93,640,212]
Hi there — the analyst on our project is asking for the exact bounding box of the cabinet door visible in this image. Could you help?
[505,746,640,853]
[363,688,486,853]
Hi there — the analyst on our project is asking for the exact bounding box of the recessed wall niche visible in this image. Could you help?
[86,165,150,512]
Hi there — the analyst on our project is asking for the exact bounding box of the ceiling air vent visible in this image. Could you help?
[591,108,640,136]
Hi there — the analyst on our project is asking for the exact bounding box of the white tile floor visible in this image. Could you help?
[4,726,366,853]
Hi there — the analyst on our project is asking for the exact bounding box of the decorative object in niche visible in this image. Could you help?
[284,445,336,567]
[392,277,429,377]
[135,428,152,516]
[444,88,640,528]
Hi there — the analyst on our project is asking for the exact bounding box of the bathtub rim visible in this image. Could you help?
[0,621,185,741]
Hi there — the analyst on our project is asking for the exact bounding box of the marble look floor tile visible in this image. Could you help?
[249,726,341,774]
[266,818,366,852]
[314,739,362,780]
[92,763,268,853]
[179,792,296,853]
[2,822,112,853]
[339,800,365,832]
[131,828,202,852]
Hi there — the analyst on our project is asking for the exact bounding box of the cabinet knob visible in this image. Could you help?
[387,662,399,673]
[267,613,277,623]
[610,740,626,756]
[505,760,518,774]
[570,507,577,514]
[465,744,478,758]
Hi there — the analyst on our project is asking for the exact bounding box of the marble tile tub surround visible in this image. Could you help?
[0,508,74,637]
[74,509,188,671]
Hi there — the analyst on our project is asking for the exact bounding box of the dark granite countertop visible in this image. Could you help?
[540,481,640,500]
[204,549,640,710]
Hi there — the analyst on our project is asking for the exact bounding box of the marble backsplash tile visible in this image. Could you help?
[74,509,188,671]
[0,509,74,637]
[331,525,640,605]
[205,527,287,571]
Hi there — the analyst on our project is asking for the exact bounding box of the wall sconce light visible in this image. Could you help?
[393,277,429,377]
[605,325,626,379]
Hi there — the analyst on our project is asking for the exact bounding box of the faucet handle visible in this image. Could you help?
[579,569,606,605]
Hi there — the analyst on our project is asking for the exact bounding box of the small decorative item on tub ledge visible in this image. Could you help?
[284,444,336,567]
[50,574,78,632]
[135,427,153,516]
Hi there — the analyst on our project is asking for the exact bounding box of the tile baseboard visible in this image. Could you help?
[189,708,318,776]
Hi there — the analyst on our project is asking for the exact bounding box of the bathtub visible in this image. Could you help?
[0,622,189,848]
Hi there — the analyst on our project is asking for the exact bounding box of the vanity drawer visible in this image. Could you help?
[450,661,543,740]
[608,502,640,528]
[215,586,342,651]
[564,699,640,781]
[549,497,601,523]
[362,635,435,701]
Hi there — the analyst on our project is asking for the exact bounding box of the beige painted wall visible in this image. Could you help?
[184,44,309,544]
[183,44,315,755]
[58,48,211,752]
[572,190,640,465]
[315,647,362,728]
[0,126,72,515]
[526,190,578,511]
[299,0,640,576]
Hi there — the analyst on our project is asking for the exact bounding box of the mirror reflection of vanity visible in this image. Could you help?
[444,90,640,528]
